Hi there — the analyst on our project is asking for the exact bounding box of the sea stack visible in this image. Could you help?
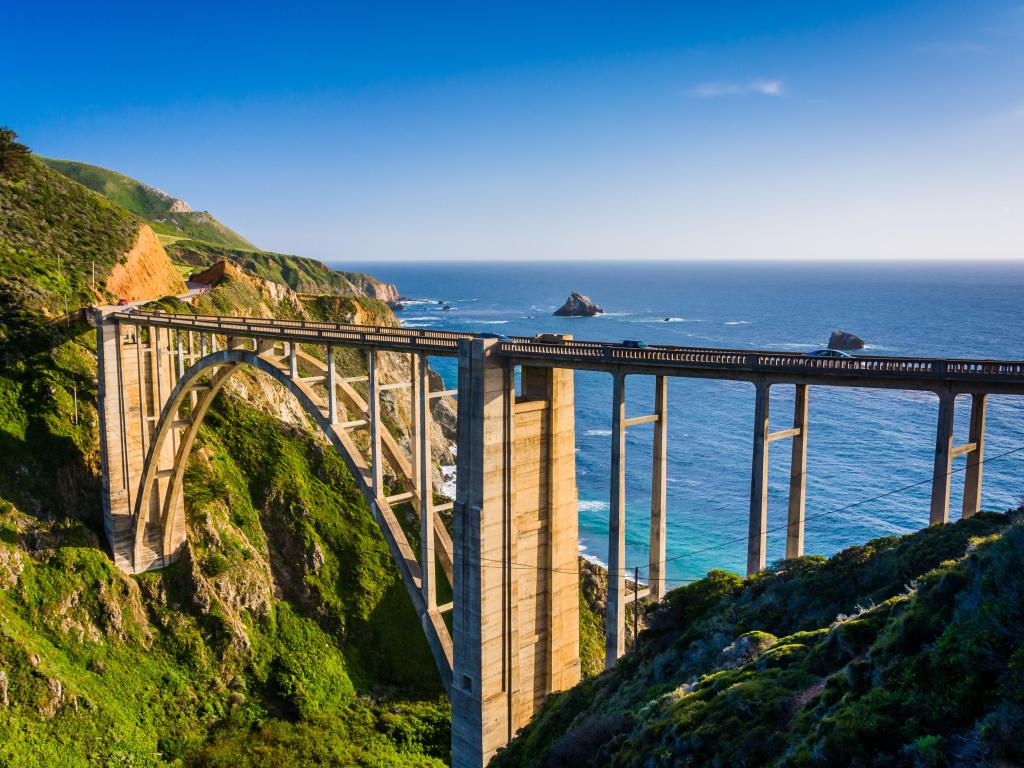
[828,330,865,350]
[553,291,604,317]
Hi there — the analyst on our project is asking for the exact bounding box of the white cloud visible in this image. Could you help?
[688,79,785,98]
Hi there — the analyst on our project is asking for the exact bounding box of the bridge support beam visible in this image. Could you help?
[747,380,771,576]
[648,376,668,602]
[95,311,184,572]
[786,384,809,559]
[962,394,986,518]
[930,388,956,525]
[413,353,436,609]
[606,371,627,667]
[452,338,579,768]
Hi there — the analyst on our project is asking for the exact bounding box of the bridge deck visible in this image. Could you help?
[117,309,1024,393]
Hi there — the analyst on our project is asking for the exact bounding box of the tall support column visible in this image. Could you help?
[648,376,668,601]
[451,340,579,768]
[289,342,298,379]
[786,384,809,559]
[414,353,435,608]
[747,380,770,577]
[962,393,987,519]
[930,389,955,525]
[96,311,136,571]
[606,371,627,668]
[326,346,337,424]
[368,349,383,497]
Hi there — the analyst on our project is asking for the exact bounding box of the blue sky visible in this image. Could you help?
[4,1,1023,260]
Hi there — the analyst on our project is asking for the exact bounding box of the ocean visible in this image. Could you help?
[331,260,1024,586]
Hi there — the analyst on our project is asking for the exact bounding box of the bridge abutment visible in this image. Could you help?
[451,338,580,768]
[97,312,185,573]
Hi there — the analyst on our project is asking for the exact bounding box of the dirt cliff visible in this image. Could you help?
[105,224,185,301]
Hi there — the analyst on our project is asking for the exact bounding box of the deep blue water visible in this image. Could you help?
[332,261,1024,586]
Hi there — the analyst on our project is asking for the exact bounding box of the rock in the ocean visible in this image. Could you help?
[553,291,604,317]
[828,330,865,350]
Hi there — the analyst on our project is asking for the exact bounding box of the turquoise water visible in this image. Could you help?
[333,260,1024,585]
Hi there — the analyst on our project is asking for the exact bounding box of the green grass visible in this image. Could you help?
[165,239,392,299]
[1,157,138,316]
[492,513,1024,768]
[1,151,448,766]
[40,158,256,251]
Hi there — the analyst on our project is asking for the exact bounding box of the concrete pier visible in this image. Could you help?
[451,339,579,768]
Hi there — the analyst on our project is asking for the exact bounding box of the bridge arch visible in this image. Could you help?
[127,344,454,683]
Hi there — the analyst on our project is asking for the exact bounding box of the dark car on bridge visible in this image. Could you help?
[804,349,853,358]
[802,350,851,360]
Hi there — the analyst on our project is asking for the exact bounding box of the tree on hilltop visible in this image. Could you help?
[0,127,31,178]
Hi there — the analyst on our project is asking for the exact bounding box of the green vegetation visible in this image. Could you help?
[167,239,393,298]
[0,128,32,178]
[493,512,1024,768]
[1,150,138,323]
[41,158,256,250]
[1,141,448,765]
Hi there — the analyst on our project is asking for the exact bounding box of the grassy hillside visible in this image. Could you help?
[1,155,137,320]
[41,158,256,251]
[167,239,398,300]
[1,131,448,766]
[493,512,1024,768]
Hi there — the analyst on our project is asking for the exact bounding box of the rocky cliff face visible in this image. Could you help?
[105,224,186,301]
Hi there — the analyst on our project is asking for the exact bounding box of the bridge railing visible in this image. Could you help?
[118,310,1024,382]
[498,340,1024,381]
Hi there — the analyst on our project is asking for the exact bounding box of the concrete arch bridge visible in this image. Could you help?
[95,309,1024,767]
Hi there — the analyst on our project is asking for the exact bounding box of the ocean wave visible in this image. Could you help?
[724,320,752,326]
[585,429,612,437]
[440,464,457,500]
[477,320,509,325]
[579,499,609,513]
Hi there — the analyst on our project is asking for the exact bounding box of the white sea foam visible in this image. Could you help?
[477,320,509,325]
[724,320,752,325]
[585,429,612,437]
[440,464,457,500]
[578,499,609,513]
